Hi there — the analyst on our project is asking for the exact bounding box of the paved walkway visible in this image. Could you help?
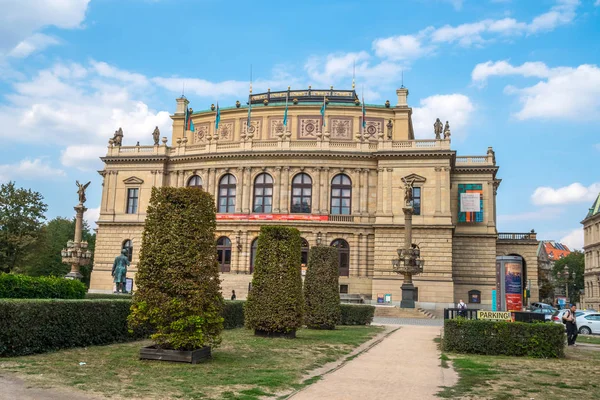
[0,375,104,400]
[290,325,457,400]
[372,316,443,326]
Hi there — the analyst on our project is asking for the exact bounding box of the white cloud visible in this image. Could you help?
[372,34,433,61]
[560,228,584,250]
[595,0,600,6]
[444,0,465,10]
[497,208,563,223]
[411,94,475,139]
[531,182,600,205]
[8,33,60,58]
[61,145,108,172]
[0,158,65,183]
[471,60,568,84]
[0,0,89,56]
[84,206,100,229]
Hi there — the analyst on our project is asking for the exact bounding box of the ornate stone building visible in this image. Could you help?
[89,86,538,310]
[583,194,600,310]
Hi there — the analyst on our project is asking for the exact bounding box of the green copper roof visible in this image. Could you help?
[586,193,600,219]
[192,102,387,116]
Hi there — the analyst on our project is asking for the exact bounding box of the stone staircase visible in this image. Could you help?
[373,306,435,319]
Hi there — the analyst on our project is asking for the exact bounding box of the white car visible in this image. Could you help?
[577,313,600,335]
[552,310,589,325]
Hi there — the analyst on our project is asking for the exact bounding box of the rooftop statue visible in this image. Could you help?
[112,127,123,146]
[152,126,160,145]
[443,121,451,139]
[434,118,443,139]
[76,180,91,205]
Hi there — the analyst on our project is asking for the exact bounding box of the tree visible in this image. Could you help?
[304,246,341,329]
[552,251,585,304]
[128,187,224,350]
[245,225,303,337]
[0,182,47,273]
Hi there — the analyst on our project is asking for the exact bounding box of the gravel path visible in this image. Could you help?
[0,374,105,400]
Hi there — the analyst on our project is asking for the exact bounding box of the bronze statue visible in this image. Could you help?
[152,126,160,145]
[403,177,415,207]
[386,119,393,139]
[76,181,91,204]
[443,121,451,139]
[434,118,443,139]
[112,249,130,294]
[112,128,124,146]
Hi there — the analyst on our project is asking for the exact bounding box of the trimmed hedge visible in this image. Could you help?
[0,273,86,299]
[340,304,375,325]
[129,187,224,351]
[304,246,341,329]
[443,319,565,358]
[86,293,133,300]
[222,301,245,329]
[0,299,144,357]
[245,226,304,335]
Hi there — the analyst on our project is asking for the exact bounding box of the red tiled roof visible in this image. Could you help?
[544,242,571,261]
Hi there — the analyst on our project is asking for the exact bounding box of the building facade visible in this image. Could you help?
[537,241,571,301]
[89,86,538,310]
[583,194,600,310]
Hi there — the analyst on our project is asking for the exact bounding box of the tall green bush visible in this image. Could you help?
[128,187,224,350]
[0,273,86,299]
[245,226,303,336]
[443,319,565,358]
[339,304,375,325]
[304,246,340,329]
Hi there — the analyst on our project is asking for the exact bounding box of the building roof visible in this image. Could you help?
[585,193,600,220]
[542,241,571,261]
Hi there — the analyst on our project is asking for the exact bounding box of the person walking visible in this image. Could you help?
[563,304,578,346]
[457,299,467,318]
[231,290,236,301]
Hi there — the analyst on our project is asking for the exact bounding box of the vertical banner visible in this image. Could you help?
[491,289,497,311]
[504,261,523,311]
[458,184,484,223]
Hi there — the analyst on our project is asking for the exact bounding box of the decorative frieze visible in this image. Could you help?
[297,116,323,140]
[329,117,353,140]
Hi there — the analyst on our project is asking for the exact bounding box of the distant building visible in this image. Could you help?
[537,241,571,300]
[583,193,600,310]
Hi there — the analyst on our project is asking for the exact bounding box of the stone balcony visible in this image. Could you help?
[497,231,538,242]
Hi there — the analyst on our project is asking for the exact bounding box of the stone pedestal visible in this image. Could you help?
[400,282,416,308]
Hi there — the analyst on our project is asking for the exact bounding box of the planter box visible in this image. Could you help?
[140,345,211,364]
[255,329,296,338]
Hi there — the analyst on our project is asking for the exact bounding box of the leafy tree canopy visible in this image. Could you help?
[551,251,584,304]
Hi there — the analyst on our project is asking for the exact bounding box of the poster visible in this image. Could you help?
[491,289,497,311]
[460,193,481,212]
[377,293,384,303]
[504,262,522,311]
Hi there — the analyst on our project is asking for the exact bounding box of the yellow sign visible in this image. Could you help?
[477,310,511,321]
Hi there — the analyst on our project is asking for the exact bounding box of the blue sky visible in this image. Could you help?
[0,0,598,249]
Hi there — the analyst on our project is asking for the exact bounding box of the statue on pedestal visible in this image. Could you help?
[386,119,393,140]
[443,121,451,139]
[403,178,415,207]
[112,128,124,146]
[152,126,160,145]
[112,249,130,293]
[76,181,90,205]
[434,118,443,139]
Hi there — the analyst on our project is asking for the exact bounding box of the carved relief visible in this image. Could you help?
[217,120,234,141]
[330,117,353,140]
[194,123,209,143]
[361,118,384,140]
[241,118,262,139]
[298,116,323,140]
[268,118,286,139]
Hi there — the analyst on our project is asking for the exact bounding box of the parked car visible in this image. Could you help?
[531,302,555,311]
[532,308,555,321]
[551,309,589,324]
[577,313,600,335]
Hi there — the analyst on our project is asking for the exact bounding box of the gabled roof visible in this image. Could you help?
[585,193,600,220]
[543,241,571,261]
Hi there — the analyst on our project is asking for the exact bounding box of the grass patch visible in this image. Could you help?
[439,353,450,369]
[1,326,381,400]
[576,335,600,345]
[440,346,600,399]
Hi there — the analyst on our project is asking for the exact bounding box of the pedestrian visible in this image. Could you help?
[231,289,236,301]
[457,299,467,318]
[562,304,578,346]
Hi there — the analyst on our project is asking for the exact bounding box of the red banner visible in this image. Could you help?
[217,214,329,221]
[505,294,522,312]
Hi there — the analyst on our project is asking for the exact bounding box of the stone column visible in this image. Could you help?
[110,171,118,214]
[236,168,244,213]
[361,232,369,277]
[435,167,442,215]
[386,168,393,215]
[354,169,362,215]
[361,169,368,217]
[243,167,252,213]
[376,168,384,215]
[321,167,331,214]
[66,203,87,280]
[281,167,290,214]
[442,167,451,214]
[314,167,321,215]
[403,206,413,284]
[274,167,282,213]
[356,233,362,277]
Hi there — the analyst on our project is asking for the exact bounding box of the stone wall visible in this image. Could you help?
[453,235,497,308]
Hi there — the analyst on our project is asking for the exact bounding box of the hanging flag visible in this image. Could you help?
[215,102,221,131]
[361,96,366,131]
[320,96,327,127]
[185,107,195,132]
[283,92,289,126]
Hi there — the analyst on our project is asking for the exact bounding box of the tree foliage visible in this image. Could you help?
[304,246,341,329]
[245,226,304,335]
[128,187,224,350]
[0,182,47,273]
[552,251,585,303]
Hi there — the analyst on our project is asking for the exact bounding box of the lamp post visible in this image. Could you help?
[390,178,424,308]
[61,181,93,280]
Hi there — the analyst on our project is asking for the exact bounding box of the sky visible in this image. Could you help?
[0,0,598,250]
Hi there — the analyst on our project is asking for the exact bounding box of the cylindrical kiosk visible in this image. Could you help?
[495,255,523,311]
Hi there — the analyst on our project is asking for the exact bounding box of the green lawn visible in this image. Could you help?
[0,326,382,400]
[576,335,600,345]
[439,346,600,399]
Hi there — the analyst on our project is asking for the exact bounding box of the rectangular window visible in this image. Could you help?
[126,188,139,214]
[412,187,421,215]
[339,284,349,294]
[458,183,484,223]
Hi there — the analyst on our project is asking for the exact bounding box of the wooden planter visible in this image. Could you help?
[254,329,296,339]
[140,345,211,364]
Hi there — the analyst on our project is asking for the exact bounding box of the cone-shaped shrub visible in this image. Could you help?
[304,246,341,329]
[128,187,224,350]
[245,226,303,336]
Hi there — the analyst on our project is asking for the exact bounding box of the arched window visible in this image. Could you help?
[291,173,312,213]
[331,239,350,277]
[253,173,274,213]
[330,174,351,215]
[216,236,231,273]
[250,238,258,274]
[218,174,236,213]
[122,240,133,262]
[187,175,203,188]
[301,238,310,268]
